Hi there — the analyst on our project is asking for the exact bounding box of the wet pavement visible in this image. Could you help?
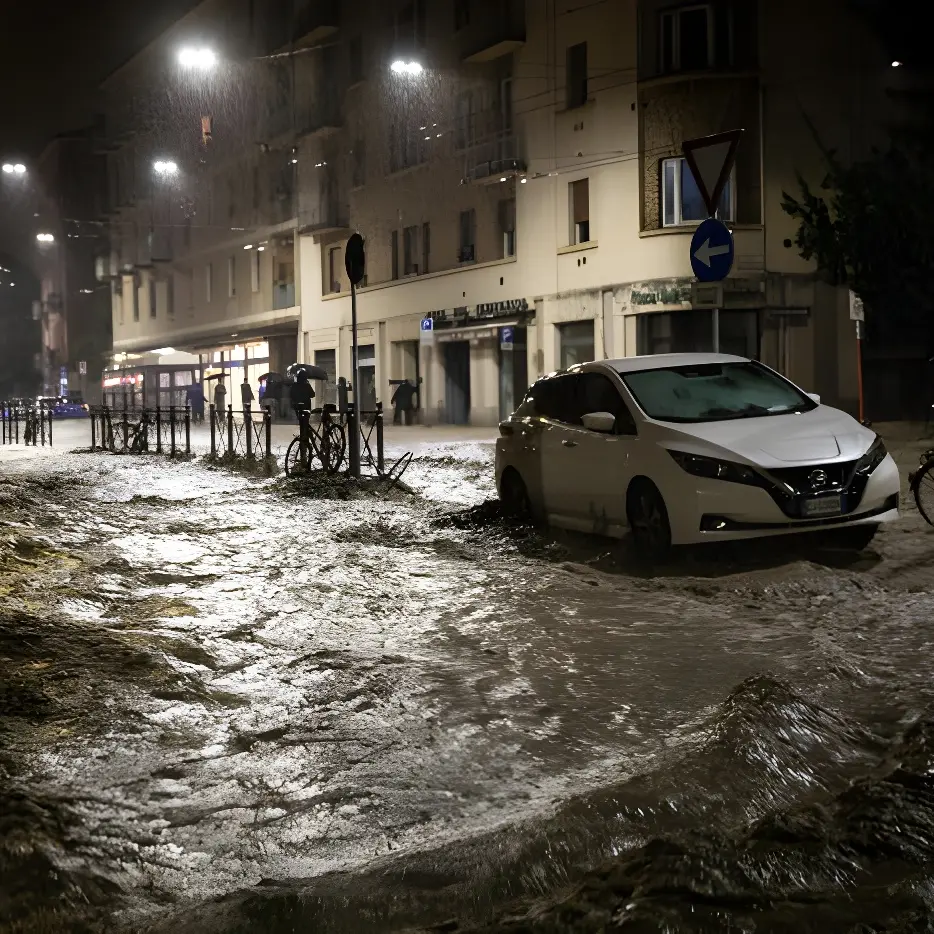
[3,425,934,932]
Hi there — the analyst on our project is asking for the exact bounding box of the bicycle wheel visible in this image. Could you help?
[913,458,934,526]
[284,437,312,477]
[321,422,346,473]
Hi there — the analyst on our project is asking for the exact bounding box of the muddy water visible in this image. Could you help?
[2,443,934,932]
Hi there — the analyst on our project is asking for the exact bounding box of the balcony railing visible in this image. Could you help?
[273,282,296,309]
[459,0,525,63]
[462,129,525,183]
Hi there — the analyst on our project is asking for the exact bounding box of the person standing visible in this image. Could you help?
[391,379,416,426]
[213,376,227,434]
[186,382,206,424]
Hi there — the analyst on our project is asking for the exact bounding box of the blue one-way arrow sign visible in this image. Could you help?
[690,217,734,282]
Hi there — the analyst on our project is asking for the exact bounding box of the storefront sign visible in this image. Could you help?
[436,327,497,343]
[630,283,692,307]
[428,298,530,324]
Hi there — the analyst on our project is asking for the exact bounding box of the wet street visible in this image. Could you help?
[4,425,934,932]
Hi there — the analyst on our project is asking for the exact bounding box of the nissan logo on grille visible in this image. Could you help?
[808,469,829,489]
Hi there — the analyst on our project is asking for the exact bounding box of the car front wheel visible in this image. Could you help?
[628,480,672,560]
[500,469,531,519]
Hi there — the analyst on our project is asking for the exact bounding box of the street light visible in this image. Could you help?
[36,233,55,243]
[153,160,179,176]
[2,163,26,175]
[390,60,423,76]
[179,47,217,69]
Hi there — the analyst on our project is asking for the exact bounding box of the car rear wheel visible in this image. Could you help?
[628,480,672,560]
[500,469,531,519]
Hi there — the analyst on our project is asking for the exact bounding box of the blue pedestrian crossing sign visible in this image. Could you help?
[690,217,734,283]
[420,316,434,344]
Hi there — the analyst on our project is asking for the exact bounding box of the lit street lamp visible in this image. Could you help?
[179,47,217,69]
[153,160,179,176]
[2,163,27,175]
[390,60,423,76]
[36,233,55,243]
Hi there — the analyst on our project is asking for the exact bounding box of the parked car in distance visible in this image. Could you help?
[37,396,90,419]
[495,353,899,558]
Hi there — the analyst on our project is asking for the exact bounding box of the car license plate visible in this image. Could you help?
[802,495,843,518]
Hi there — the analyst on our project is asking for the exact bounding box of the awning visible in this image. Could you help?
[434,318,522,343]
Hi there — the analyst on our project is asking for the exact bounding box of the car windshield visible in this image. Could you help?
[620,361,815,423]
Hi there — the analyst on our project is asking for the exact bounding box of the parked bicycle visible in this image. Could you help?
[910,448,934,525]
[284,404,346,476]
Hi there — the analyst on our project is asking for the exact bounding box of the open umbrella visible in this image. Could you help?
[286,363,329,382]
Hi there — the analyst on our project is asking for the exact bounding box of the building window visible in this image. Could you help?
[454,0,470,30]
[566,42,588,109]
[395,0,426,47]
[558,321,595,369]
[422,221,430,274]
[315,348,337,405]
[569,178,590,244]
[403,225,419,275]
[661,156,733,226]
[390,120,426,172]
[252,166,260,211]
[499,198,516,257]
[205,263,213,302]
[250,251,260,292]
[328,246,342,293]
[149,278,157,318]
[349,34,364,84]
[352,139,366,187]
[661,5,714,73]
[455,90,475,150]
[391,230,399,279]
[228,256,236,297]
[459,209,476,263]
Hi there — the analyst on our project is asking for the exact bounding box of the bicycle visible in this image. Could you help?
[910,448,934,525]
[284,404,346,476]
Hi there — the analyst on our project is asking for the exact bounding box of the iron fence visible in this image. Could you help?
[1,403,53,447]
[209,405,273,461]
[90,406,191,457]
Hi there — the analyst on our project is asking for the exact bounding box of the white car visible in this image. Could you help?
[495,353,899,558]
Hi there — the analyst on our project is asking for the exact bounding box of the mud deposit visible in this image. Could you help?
[3,441,934,933]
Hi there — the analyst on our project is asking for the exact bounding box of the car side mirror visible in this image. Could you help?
[582,411,616,433]
[806,392,821,405]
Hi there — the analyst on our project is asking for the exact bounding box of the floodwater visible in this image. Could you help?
[3,435,934,933]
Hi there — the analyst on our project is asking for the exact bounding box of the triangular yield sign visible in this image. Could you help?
[682,129,743,218]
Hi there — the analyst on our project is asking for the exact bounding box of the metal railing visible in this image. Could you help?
[89,406,191,457]
[1,403,54,447]
[209,405,273,461]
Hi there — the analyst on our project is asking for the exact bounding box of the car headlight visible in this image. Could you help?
[855,435,887,476]
[669,450,768,487]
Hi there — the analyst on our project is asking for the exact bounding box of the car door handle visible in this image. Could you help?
[562,439,578,448]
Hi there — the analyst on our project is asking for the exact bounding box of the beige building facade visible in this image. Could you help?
[101,0,896,422]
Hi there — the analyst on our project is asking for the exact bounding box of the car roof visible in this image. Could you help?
[603,353,749,373]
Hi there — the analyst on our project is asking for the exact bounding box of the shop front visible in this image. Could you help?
[102,362,202,410]
[425,298,534,426]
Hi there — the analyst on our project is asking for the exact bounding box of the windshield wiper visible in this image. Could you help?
[699,404,771,420]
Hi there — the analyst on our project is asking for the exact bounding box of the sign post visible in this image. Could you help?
[344,233,366,478]
[849,289,866,423]
[682,130,744,352]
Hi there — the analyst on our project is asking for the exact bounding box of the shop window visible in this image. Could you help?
[660,5,714,73]
[636,310,714,355]
[566,42,588,109]
[403,225,419,275]
[661,157,733,226]
[569,178,590,244]
[459,209,476,263]
[558,320,595,369]
[499,198,516,258]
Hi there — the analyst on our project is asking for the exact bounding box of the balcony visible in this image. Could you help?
[462,129,525,183]
[297,95,342,140]
[459,0,525,63]
[298,199,350,236]
[270,0,340,53]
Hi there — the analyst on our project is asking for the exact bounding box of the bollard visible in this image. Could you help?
[91,409,97,450]
[185,405,191,455]
[15,408,19,444]
[170,407,177,457]
[122,410,129,452]
[47,411,52,448]
[245,404,253,459]
[156,405,163,454]
[376,403,385,475]
[209,404,216,457]
[227,405,234,458]
[264,409,272,460]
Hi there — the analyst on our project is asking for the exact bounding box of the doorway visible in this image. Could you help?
[443,341,471,424]
[358,343,377,412]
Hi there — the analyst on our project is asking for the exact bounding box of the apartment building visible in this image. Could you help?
[298,0,895,424]
[100,0,896,421]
